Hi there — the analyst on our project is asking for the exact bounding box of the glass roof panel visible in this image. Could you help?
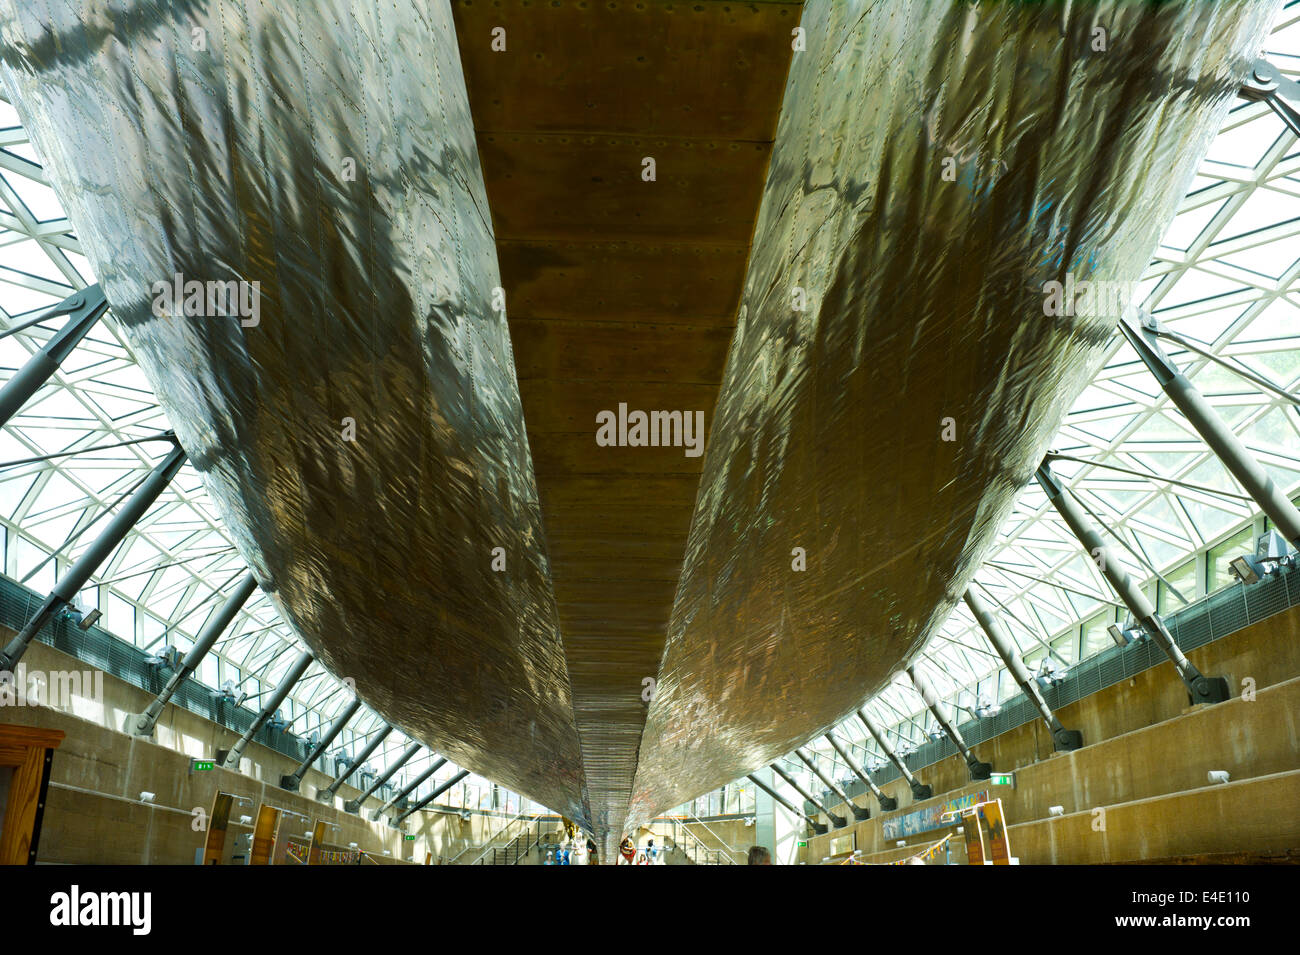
[2,7,1299,817]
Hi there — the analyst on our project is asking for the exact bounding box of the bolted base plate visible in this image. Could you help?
[124,712,155,738]
[1188,675,1231,706]
[1053,729,1084,752]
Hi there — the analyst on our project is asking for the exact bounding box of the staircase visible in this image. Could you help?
[650,817,740,865]
[477,820,544,865]
[472,819,573,865]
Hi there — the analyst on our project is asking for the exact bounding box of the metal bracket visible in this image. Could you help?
[1240,59,1300,137]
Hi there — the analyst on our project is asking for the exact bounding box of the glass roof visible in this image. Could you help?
[799,3,1300,781]
[2,5,1298,818]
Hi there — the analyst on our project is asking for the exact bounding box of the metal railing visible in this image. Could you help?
[651,816,740,865]
[454,807,548,865]
[477,820,546,865]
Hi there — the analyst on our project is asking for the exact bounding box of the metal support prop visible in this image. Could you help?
[795,748,869,821]
[345,739,420,813]
[218,649,314,769]
[280,697,362,792]
[906,665,992,780]
[0,284,109,429]
[0,442,187,671]
[1240,58,1300,137]
[1119,314,1300,548]
[824,731,897,812]
[856,709,933,801]
[371,757,447,822]
[321,724,393,802]
[964,588,1083,749]
[392,769,471,827]
[128,571,258,737]
[770,762,846,829]
[1036,462,1230,705]
[747,773,826,834]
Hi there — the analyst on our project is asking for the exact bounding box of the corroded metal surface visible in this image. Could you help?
[629,0,1279,827]
[450,0,800,858]
[0,0,591,826]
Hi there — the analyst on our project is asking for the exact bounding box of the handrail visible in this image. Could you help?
[486,819,566,865]
[506,820,543,865]
[650,817,737,865]
[678,809,742,856]
[459,807,545,866]
[652,813,740,864]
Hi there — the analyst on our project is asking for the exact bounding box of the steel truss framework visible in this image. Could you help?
[1,7,1298,822]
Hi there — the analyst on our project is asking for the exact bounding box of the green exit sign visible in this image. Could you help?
[404,834,416,841]
[990,772,1015,786]
[797,841,808,848]
[192,759,215,772]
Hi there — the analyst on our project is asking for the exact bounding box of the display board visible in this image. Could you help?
[978,800,1012,865]
[883,790,987,840]
[0,724,63,864]
[250,804,280,866]
[202,792,233,865]
[962,813,987,866]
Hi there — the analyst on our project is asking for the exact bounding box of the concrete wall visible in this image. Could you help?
[804,603,1300,864]
[0,638,533,864]
[6,598,1297,865]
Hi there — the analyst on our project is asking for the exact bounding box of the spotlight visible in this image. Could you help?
[1229,555,1263,586]
[77,608,101,630]
[1208,770,1230,785]
[1035,659,1066,689]
[139,791,156,803]
[238,815,252,826]
[1048,805,1064,817]
[1256,529,1290,562]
